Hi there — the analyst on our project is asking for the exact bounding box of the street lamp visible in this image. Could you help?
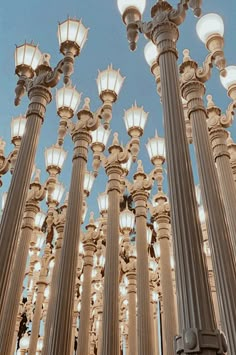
[117,1,227,354]
[0,18,87,326]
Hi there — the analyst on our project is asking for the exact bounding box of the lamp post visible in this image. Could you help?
[77,212,97,355]
[129,160,154,355]
[180,48,236,352]
[0,18,87,314]
[147,131,178,354]
[120,208,137,355]
[0,170,46,354]
[47,98,98,354]
[118,1,227,354]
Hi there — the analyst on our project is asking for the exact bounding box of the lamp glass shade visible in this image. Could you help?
[37,338,44,352]
[144,41,158,67]
[11,115,27,139]
[119,208,135,231]
[220,65,236,90]
[97,192,109,213]
[58,19,89,50]
[20,334,30,350]
[117,0,146,15]
[44,286,50,300]
[153,221,158,233]
[121,154,132,173]
[97,64,125,97]
[34,261,41,272]
[34,211,46,229]
[153,242,160,258]
[91,125,111,147]
[95,255,105,267]
[152,291,158,302]
[146,227,152,244]
[146,133,165,161]
[196,13,224,43]
[124,103,148,132]
[35,233,45,250]
[15,44,42,70]
[1,191,7,211]
[52,182,65,204]
[149,259,158,272]
[56,86,81,113]
[45,144,67,170]
[84,171,95,194]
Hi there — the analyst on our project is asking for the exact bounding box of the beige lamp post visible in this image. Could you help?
[147,131,177,354]
[0,18,87,315]
[77,212,97,355]
[47,98,98,354]
[129,160,154,355]
[28,244,51,355]
[118,1,227,353]
[125,246,138,355]
[0,170,46,354]
[180,46,236,351]
[206,93,236,258]
[41,195,68,355]
[10,114,27,173]
[92,238,105,355]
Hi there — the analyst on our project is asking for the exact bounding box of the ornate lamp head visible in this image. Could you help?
[15,43,42,78]
[11,115,27,145]
[58,18,89,56]
[56,85,82,118]
[45,144,67,175]
[146,130,165,165]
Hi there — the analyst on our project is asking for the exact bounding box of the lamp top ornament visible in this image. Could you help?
[117,0,202,51]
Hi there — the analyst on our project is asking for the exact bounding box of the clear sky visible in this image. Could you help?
[0,0,235,221]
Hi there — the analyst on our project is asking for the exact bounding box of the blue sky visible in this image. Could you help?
[0,0,235,221]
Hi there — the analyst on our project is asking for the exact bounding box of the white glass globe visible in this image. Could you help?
[196,13,224,44]
[117,0,146,15]
[144,41,158,67]
[220,66,236,90]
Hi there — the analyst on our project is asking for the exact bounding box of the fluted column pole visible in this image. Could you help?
[152,193,177,354]
[0,83,52,314]
[130,161,154,355]
[206,95,236,257]
[42,202,67,355]
[152,301,159,355]
[180,52,236,352]
[101,135,127,355]
[0,171,45,355]
[0,204,39,354]
[126,271,137,355]
[77,240,96,355]
[97,306,103,355]
[28,246,50,355]
[149,10,225,353]
[48,101,98,354]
